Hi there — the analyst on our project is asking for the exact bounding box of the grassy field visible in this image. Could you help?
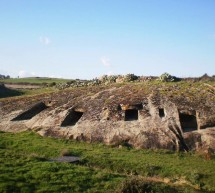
[0,87,57,99]
[0,131,215,192]
[0,77,71,85]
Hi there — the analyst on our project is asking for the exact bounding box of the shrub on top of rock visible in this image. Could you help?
[199,73,214,81]
[123,74,139,82]
[99,75,118,84]
[49,82,56,87]
[158,73,180,82]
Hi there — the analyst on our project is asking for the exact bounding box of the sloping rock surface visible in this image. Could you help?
[0,82,215,151]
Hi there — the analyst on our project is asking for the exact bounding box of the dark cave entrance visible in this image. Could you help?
[159,108,165,118]
[125,109,138,121]
[179,112,198,132]
[11,102,48,121]
[61,110,84,127]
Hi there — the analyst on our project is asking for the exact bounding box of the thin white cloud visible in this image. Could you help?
[18,70,27,78]
[39,36,51,45]
[107,71,114,76]
[48,75,62,79]
[101,56,111,67]
[18,71,63,79]
[18,70,36,78]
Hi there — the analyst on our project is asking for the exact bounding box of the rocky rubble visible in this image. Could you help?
[54,73,215,90]
[55,74,149,89]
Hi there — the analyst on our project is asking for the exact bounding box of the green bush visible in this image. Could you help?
[159,73,180,82]
[49,82,56,87]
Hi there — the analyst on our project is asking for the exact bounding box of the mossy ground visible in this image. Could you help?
[1,79,215,101]
[0,131,215,192]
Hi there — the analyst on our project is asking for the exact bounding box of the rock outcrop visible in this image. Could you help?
[0,81,215,152]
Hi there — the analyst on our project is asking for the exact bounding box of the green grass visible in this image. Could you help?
[0,77,71,85]
[0,87,57,99]
[0,131,214,192]
[0,132,122,193]
[18,87,57,96]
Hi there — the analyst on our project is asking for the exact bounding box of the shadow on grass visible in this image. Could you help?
[116,177,205,193]
[0,84,24,98]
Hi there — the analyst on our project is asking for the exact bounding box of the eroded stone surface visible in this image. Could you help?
[0,83,215,151]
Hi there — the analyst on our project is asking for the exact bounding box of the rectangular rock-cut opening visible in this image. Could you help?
[61,110,84,127]
[159,108,165,118]
[11,102,48,121]
[125,109,138,121]
[179,112,198,132]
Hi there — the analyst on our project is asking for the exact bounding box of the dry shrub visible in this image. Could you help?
[116,177,178,193]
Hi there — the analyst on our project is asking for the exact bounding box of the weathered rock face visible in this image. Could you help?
[0,82,215,152]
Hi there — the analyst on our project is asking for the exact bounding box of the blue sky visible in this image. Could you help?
[0,0,215,79]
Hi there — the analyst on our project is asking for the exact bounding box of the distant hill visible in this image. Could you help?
[0,77,72,85]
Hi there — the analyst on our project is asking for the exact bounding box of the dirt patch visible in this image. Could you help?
[4,83,42,89]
